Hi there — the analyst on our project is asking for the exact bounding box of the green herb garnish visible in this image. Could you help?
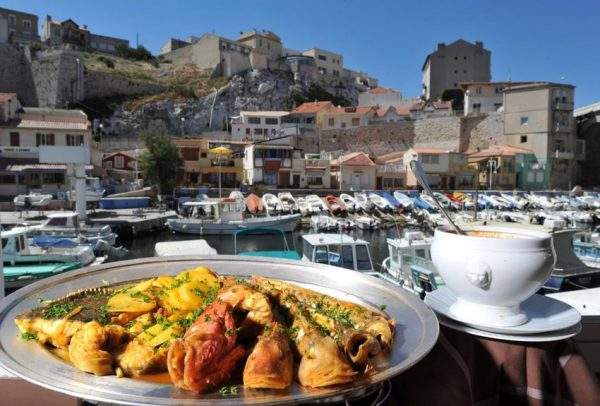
[21,332,37,341]
[42,302,75,319]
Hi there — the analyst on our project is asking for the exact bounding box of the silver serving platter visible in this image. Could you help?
[0,256,439,405]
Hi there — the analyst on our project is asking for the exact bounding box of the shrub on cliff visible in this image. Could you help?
[290,84,351,108]
[139,129,183,195]
[115,44,158,67]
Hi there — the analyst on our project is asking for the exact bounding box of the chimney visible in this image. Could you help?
[475,41,483,48]
[437,42,446,51]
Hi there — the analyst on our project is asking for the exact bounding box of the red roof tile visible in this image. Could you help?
[0,93,17,102]
[412,147,448,154]
[339,152,375,166]
[368,87,395,94]
[292,101,333,114]
[469,144,534,158]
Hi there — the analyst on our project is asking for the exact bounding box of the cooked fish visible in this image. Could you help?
[243,323,293,389]
[116,338,167,376]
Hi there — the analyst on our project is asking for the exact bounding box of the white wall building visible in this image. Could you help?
[302,47,344,77]
[243,144,305,187]
[231,111,293,144]
[461,82,533,115]
[358,87,403,108]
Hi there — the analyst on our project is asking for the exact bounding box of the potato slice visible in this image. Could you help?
[177,267,219,290]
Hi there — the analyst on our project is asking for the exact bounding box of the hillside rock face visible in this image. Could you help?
[109,69,364,137]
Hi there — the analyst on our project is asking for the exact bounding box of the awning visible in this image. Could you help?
[7,164,94,172]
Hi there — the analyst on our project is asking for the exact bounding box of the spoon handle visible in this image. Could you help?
[409,159,465,235]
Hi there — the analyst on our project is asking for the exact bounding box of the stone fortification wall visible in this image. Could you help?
[0,44,37,106]
[84,71,164,99]
[31,50,83,108]
[461,112,504,151]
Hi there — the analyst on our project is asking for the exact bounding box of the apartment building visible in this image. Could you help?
[42,15,129,54]
[318,106,377,130]
[422,39,491,101]
[289,101,333,126]
[243,144,305,188]
[230,111,291,144]
[461,82,533,115]
[304,153,332,189]
[404,148,474,189]
[302,48,344,77]
[237,29,282,69]
[369,106,407,124]
[0,93,91,196]
[375,151,406,189]
[409,100,452,119]
[358,87,403,108]
[330,152,376,190]
[0,7,40,46]
[503,82,579,189]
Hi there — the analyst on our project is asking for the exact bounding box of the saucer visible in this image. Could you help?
[437,314,582,342]
[425,286,581,335]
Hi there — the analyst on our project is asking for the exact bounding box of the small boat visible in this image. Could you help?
[245,193,263,214]
[301,233,374,272]
[339,193,357,212]
[572,228,600,268]
[324,195,347,215]
[4,262,81,289]
[433,192,460,211]
[310,215,338,231]
[234,228,301,260]
[167,198,301,235]
[336,218,356,230]
[99,197,151,209]
[229,190,245,202]
[352,214,379,230]
[262,193,282,215]
[296,197,310,216]
[26,211,116,246]
[277,192,297,213]
[154,239,217,257]
[381,230,441,297]
[14,193,53,208]
[354,192,373,212]
[306,194,327,213]
[393,192,414,210]
[377,191,401,211]
[410,194,435,211]
[2,228,101,268]
[500,193,529,210]
[67,177,105,203]
[368,192,393,212]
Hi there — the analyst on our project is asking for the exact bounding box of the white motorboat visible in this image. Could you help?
[577,194,600,209]
[335,218,356,230]
[491,211,530,223]
[381,230,441,297]
[310,214,338,231]
[352,214,379,230]
[339,193,357,212]
[67,177,105,203]
[419,194,439,210]
[354,192,373,212]
[13,193,53,207]
[154,239,217,256]
[367,192,392,211]
[2,228,99,267]
[500,193,529,210]
[229,190,245,202]
[306,194,327,213]
[167,198,300,235]
[27,211,116,246]
[301,233,374,272]
[296,197,310,216]
[433,192,460,211]
[277,192,297,213]
[262,193,282,215]
[393,192,414,210]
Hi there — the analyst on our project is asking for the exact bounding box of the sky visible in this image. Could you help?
[5,0,600,107]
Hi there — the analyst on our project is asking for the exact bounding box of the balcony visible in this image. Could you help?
[554,150,574,160]
[554,101,574,110]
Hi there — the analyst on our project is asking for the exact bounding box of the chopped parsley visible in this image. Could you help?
[314,302,353,328]
[379,304,387,311]
[129,291,151,303]
[97,305,110,325]
[42,302,75,319]
[219,385,238,396]
[21,332,37,341]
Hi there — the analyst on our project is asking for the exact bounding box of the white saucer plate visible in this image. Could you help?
[425,287,581,335]
[437,314,582,342]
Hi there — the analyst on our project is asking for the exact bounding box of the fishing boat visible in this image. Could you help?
[2,228,101,268]
[306,194,327,213]
[67,177,105,203]
[352,214,379,230]
[393,191,414,210]
[301,233,374,272]
[296,197,310,216]
[154,239,217,257]
[13,193,53,208]
[381,230,441,297]
[353,192,373,212]
[262,193,282,215]
[339,193,357,212]
[410,193,435,211]
[277,192,297,213]
[310,214,338,231]
[572,228,600,268]
[166,198,301,235]
[335,217,356,230]
[500,193,529,210]
[377,191,401,211]
[26,212,116,246]
[368,192,392,211]
[229,190,245,202]
[233,228,301,260]
[324,195,346,215]
[245,193,263,214]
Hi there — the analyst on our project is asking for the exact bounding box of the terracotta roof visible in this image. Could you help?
[338,152,375,167]
[411,147,449,154]
[375,151,406,163]
[395,104,412,116]
[410,101,452,112]
[468,144,534,158]
[291,101,333,114]
[0,93,17,102]
[367,87,396,94]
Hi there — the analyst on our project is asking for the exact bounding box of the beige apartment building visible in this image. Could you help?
[331,152,376,190]
[404,148,474,189]
[302,47,344,77]
[503,82,581,189]
[318,106,376,130]
[0,7,40,46]
[230,111,291,144]
[422,39,491,101]
[237,29,282,69]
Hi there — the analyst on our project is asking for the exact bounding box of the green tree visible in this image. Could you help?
[139,130,183,195]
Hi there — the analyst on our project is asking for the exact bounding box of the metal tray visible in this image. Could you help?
[0,256,439,405]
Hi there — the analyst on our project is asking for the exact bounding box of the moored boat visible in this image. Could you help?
[277,192,297,213]
[13,193,53,208]
[262,193,282,215]
[324,195,347,215]
[301,233,374,272]
[339,193,357,212]
[245,193,264,214]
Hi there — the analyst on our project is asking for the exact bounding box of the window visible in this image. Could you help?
[247,117,261,124]
[494,103,502,110]
[43,173,64,184]
[36,133,55,146]
[8,15,16,25]
[356,245,371,271]
[520,116,529,126]
[454,56,458,60]
[0,175,15,184]
[463,56,467,60]
[245,128,250,135]
[495,87,503,94]
[200,152,207,158]
[104,161,113,169]
[351,117,360,126]
[472,103,481,112]
[314,245,328,263]
[318,54,327,61]
[454,70,458,74]
[23,19,31,29]
[341,122,346,128]
[453,82,457,87]
[115,155,124,169]
[475,87,482,94]
[520,135,528,143]
[9,132,19,146]
[66,134,84,146]
[463,70,467,74]
[328,118,335,127]
[265,118,278,125]
[253,128,263,135]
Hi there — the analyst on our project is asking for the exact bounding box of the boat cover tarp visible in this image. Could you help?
[30,236,78,248]
[238,251,301,260]
[3,262,80,279]
[377,191,401,208]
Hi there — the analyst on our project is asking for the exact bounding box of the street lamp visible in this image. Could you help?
[485,159,498,220]
[181,117,185,136]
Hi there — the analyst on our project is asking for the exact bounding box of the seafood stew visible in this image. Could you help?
[15,266,395,395]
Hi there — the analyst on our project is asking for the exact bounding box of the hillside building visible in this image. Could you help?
[0,6,40,46]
